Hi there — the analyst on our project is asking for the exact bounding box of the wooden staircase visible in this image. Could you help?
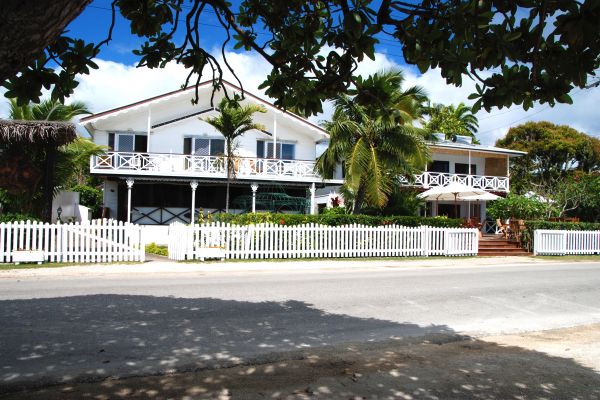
[478,235,531,256]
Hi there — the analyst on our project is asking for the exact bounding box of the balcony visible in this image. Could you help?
[90,152,342,184]
[400,171,509,192]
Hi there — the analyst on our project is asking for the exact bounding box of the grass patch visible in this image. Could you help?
[178,255,474,264]
[0,261,142,270]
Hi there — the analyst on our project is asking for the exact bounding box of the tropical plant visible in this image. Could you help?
[318,70,429,213]
[424,103,479,141]
[4,99,101,217]
[202,97,266,212]
[486,194,551,221]
[496,121,600,194]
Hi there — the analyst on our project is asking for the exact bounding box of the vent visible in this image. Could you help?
[432,133,446,142]
[453,135,473,145]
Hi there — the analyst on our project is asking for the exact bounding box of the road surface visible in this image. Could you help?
[1,261,600,390]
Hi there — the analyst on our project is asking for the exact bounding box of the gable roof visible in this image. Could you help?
[80,79,328,136]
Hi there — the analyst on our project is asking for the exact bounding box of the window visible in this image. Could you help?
[184,137,225,156]
[428,160,450,173]
[110,133,147,152]
[455,163,477,175]
[256,140,296,159]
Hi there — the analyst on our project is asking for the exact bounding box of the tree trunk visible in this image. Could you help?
[42,145,57,222]
[0,0,92,83]
[352,182,366,215]
[225,139,233,213]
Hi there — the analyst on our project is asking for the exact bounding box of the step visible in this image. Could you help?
[478,252,532,257]
[478,242,521,247]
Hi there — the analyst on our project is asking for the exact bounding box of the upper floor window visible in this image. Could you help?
[184,137,225,156]
[109,133,147,152]
[256,140,295,160]
[428,160,449,173]
[455,163,477,175]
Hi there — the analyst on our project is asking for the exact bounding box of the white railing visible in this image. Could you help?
[0,219,145,263]
[91,152,327,182]
[400,172,509,192]
[168,222,479,261]
[534,230,600,255]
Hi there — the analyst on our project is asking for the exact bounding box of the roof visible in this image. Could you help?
[80,79,328,136]
[428,140,527,157]
[0,119,77,146]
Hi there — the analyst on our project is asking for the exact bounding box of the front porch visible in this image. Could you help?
[104,179,319,225]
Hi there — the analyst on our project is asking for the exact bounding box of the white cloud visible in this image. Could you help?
[2,49,600,146]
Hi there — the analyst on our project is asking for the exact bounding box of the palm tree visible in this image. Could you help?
[203,97,266,212]
[350,69,429,125]
[9,98,90,122]
[424,102,479,140]
[7,99,102,219]
[318,74,429,213]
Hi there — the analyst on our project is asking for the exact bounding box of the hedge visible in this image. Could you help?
[522,220,600,251]
[0,213,40,223]
[213,212,462,228]
[145,242,168,257]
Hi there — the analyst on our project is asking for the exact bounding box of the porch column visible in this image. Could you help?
[506,155,510,192]
[468,150,472,186]
[190,180,198,224]
[126,178,134,223]
[272,113,277,158]
[251,183,259,213]
[146,108,152,152]
[309,183,316,215]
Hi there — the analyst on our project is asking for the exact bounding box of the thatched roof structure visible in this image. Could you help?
[0,119,77,146]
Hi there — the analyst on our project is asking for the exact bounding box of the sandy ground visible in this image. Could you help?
[4,324,600,400]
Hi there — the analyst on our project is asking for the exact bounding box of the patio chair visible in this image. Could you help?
[495,218,509,239]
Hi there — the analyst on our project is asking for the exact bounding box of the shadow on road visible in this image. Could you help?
[1,295,599,399]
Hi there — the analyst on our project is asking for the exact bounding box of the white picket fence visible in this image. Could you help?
[534,230,600,255]
[0,220,145,263]
[168,222,479,261]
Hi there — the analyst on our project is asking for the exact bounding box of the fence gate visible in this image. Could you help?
[0,220,145,263]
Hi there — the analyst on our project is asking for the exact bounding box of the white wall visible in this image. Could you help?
[88,88,326,161]
[103,181,119,220]
[429,152,486,175]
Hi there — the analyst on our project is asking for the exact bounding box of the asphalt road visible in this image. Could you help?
[1,261,600,390]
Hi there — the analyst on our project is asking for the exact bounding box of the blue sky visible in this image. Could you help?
[1,1,599,145]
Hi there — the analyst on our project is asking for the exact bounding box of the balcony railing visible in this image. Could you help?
[400,171,509,192]
[90,152,339,183]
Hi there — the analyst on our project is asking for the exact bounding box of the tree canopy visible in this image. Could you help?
[2,1,600,115]
[424,103,479,142]
[496,121,600,219]
[317,70,429,213]
[496,121,600,192]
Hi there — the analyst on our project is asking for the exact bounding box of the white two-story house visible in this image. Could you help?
[81,80,343,224]
[316,134,525,230]
[82,79,524,227]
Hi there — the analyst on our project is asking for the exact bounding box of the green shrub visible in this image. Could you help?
[71,184,103,217]
[213,212,462,228]
[487,194,550,220]
[145,242,168,256]
[0,213,40,223]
